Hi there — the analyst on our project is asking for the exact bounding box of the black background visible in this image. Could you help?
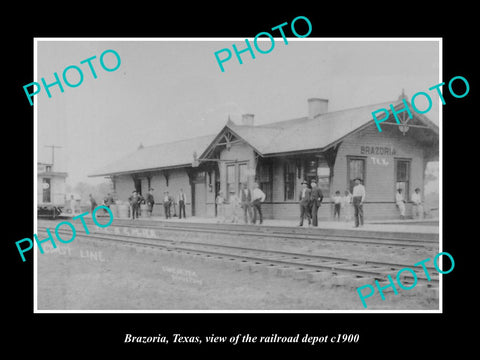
[5,4,474,356]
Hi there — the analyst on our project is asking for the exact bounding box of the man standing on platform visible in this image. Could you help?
[395,188,406,219]
[137,191,145,217]
[104,193,114,208]
[252,182,266,225]
[239,182,253,224]
[411,187,424,219]
[163,190,173,219]
[299,180,312,226]
[177,188,187,219]
[146,188,155,217]
[128,190,140,220]
[103,192,115,215]
[309,179,323,227]
[352,178,366,228]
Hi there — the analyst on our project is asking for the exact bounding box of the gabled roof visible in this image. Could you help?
[202,98,438,158]
[90,98,439,177]
[230,100,398,155]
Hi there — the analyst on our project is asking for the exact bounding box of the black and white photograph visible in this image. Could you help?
[6,8,473,354]
[34,39,441,311]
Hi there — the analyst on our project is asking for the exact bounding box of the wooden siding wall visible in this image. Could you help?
[115,168,193,217]
[112,123,432,221]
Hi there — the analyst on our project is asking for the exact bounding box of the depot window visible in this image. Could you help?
[395,158,411,201]
[226,164,235,200]
[347,156,366,192]
[304,156,331,197]
[238,163,248,195]
[316,157,330,197]
[284,161,295,201]
[257,160,273,202]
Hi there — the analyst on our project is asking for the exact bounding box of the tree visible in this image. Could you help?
[71,181,113,205]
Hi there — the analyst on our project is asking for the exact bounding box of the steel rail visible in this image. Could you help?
[38,227,439,284]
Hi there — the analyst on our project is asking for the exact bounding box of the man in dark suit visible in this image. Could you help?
[163,190,173,219]
[146,188,155,217]
[309,179,324,227]
[128,190,140,220]
[239,182,253,224]
[104,193,114,208]
[299,180,312,226]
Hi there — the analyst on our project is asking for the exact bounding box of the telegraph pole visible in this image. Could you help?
[44,145,62,168]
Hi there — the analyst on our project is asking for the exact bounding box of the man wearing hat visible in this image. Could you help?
[411,187,423,219]
[128,190,140,220]
[395,188,406,219]
[146,188,155,217]
[299,180,312,226]
[177,188,187,219]
[310,179,324,227]
[352,178,366,227]
[103,193,115,209]
[163,190,173,219]
[239,182,253,224]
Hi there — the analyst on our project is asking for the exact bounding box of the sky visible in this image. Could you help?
[36,39,440,186]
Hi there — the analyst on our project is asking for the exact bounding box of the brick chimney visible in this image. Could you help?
[308,98,328,119]
[241,113,255,126]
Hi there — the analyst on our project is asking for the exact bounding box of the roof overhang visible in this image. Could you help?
[38,172,68,177]
[261,148,325,158]
[88,163,193,178]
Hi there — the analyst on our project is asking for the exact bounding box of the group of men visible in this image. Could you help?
[298,179,324,226]
[123,177,423,224]
[239,182,266,224]
[299,177,366,228]
[88,193,115,213]
[395,187,424,220]
[232,178,364,227]
[162,188,187,219]
[128,188,187,220]
[128,189,151,220]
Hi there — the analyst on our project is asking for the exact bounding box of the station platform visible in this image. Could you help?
[102,215,439,235]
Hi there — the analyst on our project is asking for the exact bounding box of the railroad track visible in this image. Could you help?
[40,218,439,250]
[142,223,437,249]
[37,226,439,285]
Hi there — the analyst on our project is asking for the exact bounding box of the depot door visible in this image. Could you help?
[226,161,248,201]
[193,171,207,217]
[194,183,207,217]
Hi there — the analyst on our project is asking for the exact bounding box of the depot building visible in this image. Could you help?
[89,94,439,220]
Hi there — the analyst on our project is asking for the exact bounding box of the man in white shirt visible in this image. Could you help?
[411,187,423,219]
[352,178,366,227]
[395,188,406,219]
[177,188,187,219]
[251,182,266,225]
[239,182,253,224]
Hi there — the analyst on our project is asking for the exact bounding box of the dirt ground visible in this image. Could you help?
[36,235,439,311]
